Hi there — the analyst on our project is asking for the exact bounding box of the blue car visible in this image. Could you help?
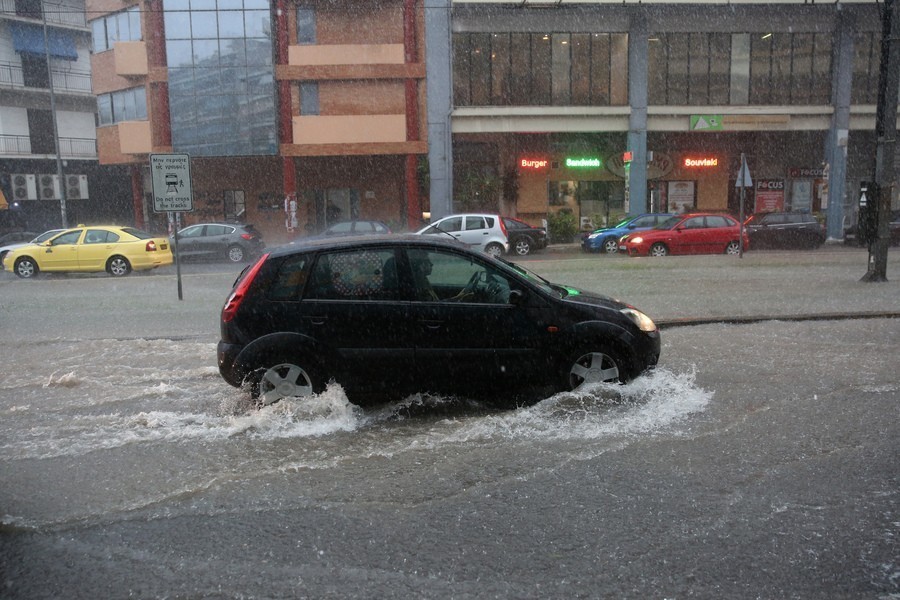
[582,213,673,254]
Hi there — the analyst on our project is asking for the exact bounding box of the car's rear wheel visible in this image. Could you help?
[649,242,668,257]
[107,256,132,276]
[725,241,741,255]
[602,237,619,254]
[513,236,533,256]
[250,360,324,406]
[565,345,630,391]
[14,257,38,279]
[226,244,245,262]
[484,242,504,258]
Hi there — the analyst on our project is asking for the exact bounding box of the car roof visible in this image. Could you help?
[267,233,471,258]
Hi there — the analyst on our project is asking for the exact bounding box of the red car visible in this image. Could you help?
[619,213,750,257]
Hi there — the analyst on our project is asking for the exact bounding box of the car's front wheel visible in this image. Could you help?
[14,257,39,279]
[107,256,132,276]
[484,242,504,258]
[250,360,324,406]
[725,241,741,255]
[601,237,619,254]
[649,242,668,257]
[226,244,245,262]
[513,236,533,256]
[564,345,630,391]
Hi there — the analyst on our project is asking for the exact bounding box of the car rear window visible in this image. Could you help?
[304,249,398,300]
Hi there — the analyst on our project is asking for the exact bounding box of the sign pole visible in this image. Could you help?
[736,153,753,259]
[150,154,193,300]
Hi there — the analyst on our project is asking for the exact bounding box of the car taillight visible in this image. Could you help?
[499,218,508,237]
[145,241,158,252]
[221,253,268,323]
[241,233,253,240]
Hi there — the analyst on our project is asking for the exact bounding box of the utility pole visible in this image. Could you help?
[862,0,900,282]
[41,6,68,229]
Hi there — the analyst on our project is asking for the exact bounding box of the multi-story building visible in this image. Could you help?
[426,0,895,240]
[0,0,131,233]
[86,0,427,242]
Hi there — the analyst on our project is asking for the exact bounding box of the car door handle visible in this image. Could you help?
[308,316,328,325]
[420,319,445,330]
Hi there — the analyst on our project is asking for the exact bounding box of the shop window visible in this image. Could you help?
[224,190,246,220]
[297,6,315,45]
[852,31,880,105]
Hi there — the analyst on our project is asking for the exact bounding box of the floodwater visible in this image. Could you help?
[0,335,709,530]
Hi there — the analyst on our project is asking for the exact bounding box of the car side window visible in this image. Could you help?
[411,248,513,305]
[305,249,397,301]
[706,216,730,228]
[424,217,462,235]
[682,217,705,229]
[465,216,487,231]
[207,225,229,236]
[269,254,311,301]
[631,216,655,228]
[181,226,204,238]
[84,230,108,244]
[51,230,82,245]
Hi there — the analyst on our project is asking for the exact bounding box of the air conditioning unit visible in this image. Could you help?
[11,174,37,201]
[66,174,89,200]
[39,174,61,200]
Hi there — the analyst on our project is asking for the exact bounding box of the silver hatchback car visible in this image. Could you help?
[416,213,509,257]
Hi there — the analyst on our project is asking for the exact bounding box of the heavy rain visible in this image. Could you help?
[1,0,900,597]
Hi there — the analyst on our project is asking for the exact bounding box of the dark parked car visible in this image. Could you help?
[172,223,265,262]
[843,210,900,246]
[502,217,548,256]
[217,235,660,406]
[321,220,392,237]
[744,212,826,249]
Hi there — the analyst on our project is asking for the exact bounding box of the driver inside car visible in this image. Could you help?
[410,250,511,304]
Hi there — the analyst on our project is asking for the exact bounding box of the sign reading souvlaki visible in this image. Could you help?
[150,153,193,213]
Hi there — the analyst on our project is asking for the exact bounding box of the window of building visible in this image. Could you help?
[852,31,881,104]
[300,82,319,115]
[97,87,148,125]
[224,190,246,220]
[452,32,627,107]
[649,33,731,105]
[90,7,141,53]
[748,32,832,105]
[163,0,277,156]
[297,6,316,44]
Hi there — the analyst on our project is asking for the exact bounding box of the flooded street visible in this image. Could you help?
[1,251,898,598]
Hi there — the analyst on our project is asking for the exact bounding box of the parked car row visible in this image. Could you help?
[582,211,832,256]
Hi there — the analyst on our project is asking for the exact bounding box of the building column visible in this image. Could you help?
[404,0,421,228]
[130,165,145,229]
[626,14,649,216]
[825,11,854,241]
[425,0,452,219]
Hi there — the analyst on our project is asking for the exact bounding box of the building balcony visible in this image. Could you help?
[0,134,96,158]
[0,61,92,94]
[278,44,424,81]
[114,41,148,78]
[96,121,151,164]
[283,114,426,157]
[0,0,87,28]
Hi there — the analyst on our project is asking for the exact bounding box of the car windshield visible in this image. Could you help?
[614,217,635,228]
[496,256,556,296]
[33,230,61,243]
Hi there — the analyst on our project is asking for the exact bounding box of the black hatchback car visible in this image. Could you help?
[217,235,660,406]
[743,212,826,249]
[501,217,548,256]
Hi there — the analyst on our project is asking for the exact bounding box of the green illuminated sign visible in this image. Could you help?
[565,157,602,169]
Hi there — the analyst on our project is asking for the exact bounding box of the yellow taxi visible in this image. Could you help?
[2,225,173,278]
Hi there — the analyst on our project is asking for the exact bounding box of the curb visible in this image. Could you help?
[656,311,900,329]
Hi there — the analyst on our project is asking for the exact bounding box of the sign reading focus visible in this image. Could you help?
[151,153,193,213]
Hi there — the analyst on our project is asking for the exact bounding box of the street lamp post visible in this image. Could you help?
[41,5,68,229]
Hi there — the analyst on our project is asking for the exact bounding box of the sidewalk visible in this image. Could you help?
[524,243,900,327]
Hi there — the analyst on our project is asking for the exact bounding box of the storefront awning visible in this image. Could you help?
[9,22,78,61]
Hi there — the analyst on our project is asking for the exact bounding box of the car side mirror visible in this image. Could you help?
[508,289,524,306]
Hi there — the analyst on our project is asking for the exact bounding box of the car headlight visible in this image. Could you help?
[630,236,643,245]
[621,307,657,333]
[588,232,602,240]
